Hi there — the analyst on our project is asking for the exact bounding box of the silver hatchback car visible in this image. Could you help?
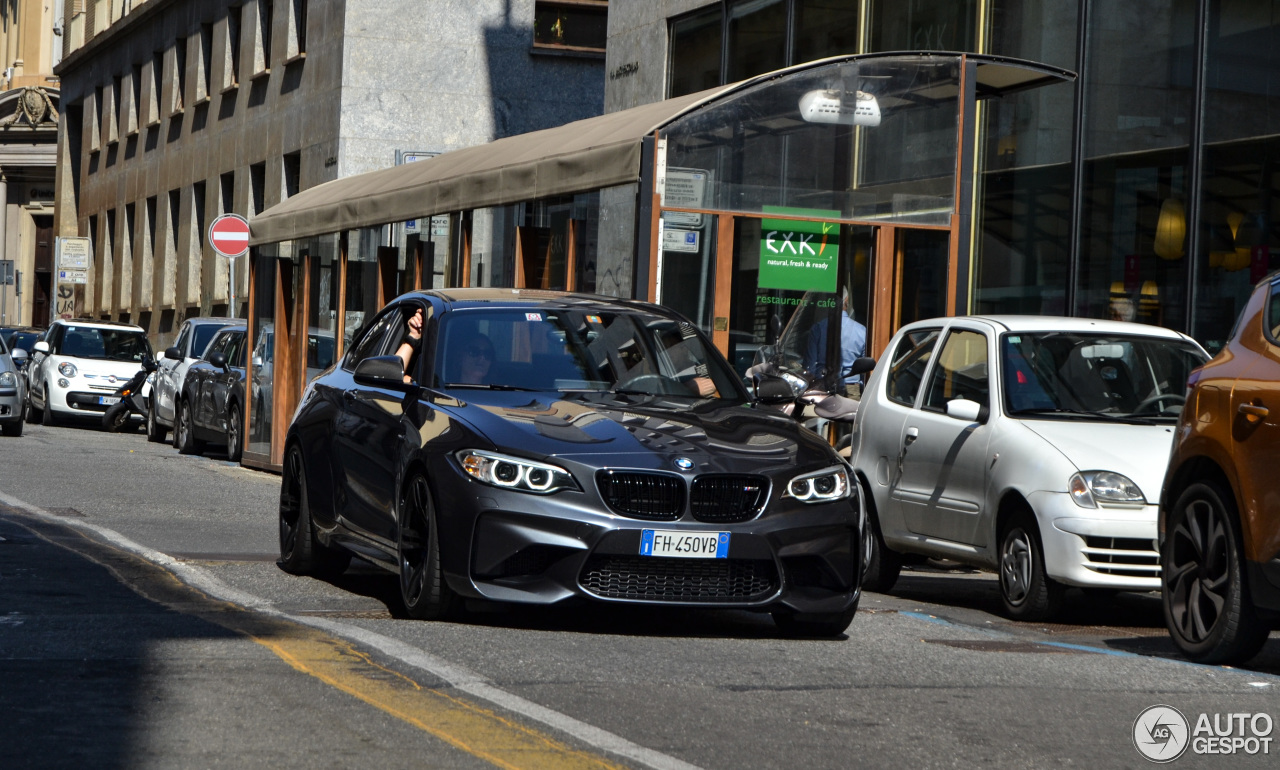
[850,316,1208,620]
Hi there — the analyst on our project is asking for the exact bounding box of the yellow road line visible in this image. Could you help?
[251,627,627,770]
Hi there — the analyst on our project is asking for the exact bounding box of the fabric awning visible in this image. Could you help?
[249,52,1073,246]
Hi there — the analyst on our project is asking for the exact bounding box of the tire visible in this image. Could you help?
[174,399,205,455]
[103,402,130,432]
[1162,481,1270,664]
[225,403,243,463]
[773,604,859,637]
[998,513,1064,621]
[41,385,57,427]
[24,396,38,424]
[146,402,167,443]
[277,444,350,577]
[398,472,457,620]
[860,480,902,593]
[1,417,22,437]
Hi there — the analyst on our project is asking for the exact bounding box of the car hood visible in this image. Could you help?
[1017,419,1176,502]
[438,390,839,475]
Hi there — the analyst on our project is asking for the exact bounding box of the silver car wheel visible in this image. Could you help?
[1001,528,1033,605]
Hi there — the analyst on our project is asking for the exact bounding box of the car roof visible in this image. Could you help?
[902,314,1192,340]
[408,288,678,317]
[184,316,239,326]
[52,318,145,331]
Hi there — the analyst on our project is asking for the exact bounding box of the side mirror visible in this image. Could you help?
[754,374,797,405]
[945,398,987,423]
[353,355,413,391]
[10,348,26,364]
[33,341,49,354]
[847,356,876,378]
[208,351,229,371]
[164,346,183,361]
[252,354,263,369]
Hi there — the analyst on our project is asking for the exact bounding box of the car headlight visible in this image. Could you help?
[456,450,577,494]
[0,371,13,388]
[58,362,77,377]
[784,465,850,503]
[1068,471,1145,508]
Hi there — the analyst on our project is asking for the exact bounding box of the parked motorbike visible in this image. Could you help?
[748,356,876,443]
[103,356,158,432]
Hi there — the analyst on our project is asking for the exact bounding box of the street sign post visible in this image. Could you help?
[209,213,251,318]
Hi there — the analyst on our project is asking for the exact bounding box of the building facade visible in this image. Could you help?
[53,0,604,345]
[0,0,63,327]
[606,0,1280,356]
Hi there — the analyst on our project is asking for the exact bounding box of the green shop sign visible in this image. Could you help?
[758,206,840,292]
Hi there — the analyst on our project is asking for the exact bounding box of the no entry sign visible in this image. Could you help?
[208,213,251,258]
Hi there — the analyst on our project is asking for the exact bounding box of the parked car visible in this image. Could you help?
[0,332,27,436]
[174,325,248,462]
[249,323,336,424]
[148,316,238,443]
[278,289,863,635]
[1160,276,1280,663]
[26,319,154,426]
[1,326,44,403]
[850,315,1209,620]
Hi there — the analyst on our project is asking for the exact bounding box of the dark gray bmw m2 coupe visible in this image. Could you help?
[279,289,863,635]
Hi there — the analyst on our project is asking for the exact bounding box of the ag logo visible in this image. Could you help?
[1133,705,1190,763]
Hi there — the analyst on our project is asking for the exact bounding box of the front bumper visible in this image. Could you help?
[0,388,21,421]
[435,473,862,615]
[1028,491,1160,590]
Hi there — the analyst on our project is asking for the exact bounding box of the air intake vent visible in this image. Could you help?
[579,555,778,602]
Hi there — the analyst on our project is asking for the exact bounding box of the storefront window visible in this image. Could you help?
[304,234,340,379]
[663,56,958,225]
[793,0,860,64]
[726,0,787,83]
[669,5,722,98]
[1193,0,1280,353]
[471,206,518,287]
[248,244,280,459]
[658,212,717,332]
[345,227,382,347]
[1076,0,1195,328]
[867,0,976,53]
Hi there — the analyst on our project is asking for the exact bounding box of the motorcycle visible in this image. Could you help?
[102,356,159,432]
[748,356,876,453]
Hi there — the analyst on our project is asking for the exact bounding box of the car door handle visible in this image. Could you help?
[1238,403,1269,420]
[904,426,919,445]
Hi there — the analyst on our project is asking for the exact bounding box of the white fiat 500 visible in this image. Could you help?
[27,319,154,426]
[850,316,1209,620]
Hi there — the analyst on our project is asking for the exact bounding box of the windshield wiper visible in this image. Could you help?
[444,383,540,392]
[1009,408,1158,426]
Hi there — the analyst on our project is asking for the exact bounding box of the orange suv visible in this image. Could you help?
[1160,275,1280,663]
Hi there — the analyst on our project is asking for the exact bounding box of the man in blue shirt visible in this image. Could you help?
[805,290,868,398]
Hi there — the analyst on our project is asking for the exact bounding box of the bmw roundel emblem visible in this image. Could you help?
[674,457,694,471]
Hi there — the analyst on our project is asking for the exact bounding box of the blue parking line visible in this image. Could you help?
[899,611,955,627]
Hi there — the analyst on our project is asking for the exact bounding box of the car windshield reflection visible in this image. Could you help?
[1002,332,1209,422]
[433,308,742,400]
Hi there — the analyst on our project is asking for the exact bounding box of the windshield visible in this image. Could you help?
[56,326,153,363]
[1002,332,1208,422]
[433,308,745,400]
[7,331,38,353]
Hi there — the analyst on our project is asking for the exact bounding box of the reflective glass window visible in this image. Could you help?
[867,0,976,53]
[669,5,722,98]
[886,328,940,407]
[793,0,860,64]
[923,329,989,410]
[726,0,787,83]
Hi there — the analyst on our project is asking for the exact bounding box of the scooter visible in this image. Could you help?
[103,356,158,432]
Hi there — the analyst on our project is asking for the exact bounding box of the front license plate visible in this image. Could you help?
[640,530,729,559]
[98,396,120,405]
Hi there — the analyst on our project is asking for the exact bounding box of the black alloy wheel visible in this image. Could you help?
[998,512,1064,621]
[277,444,350,577]
[397,473,457,620]
[146,402,167,442]
[1163,481,1270,664]
[225,403,242,463]
[175,399,204,455]
[24,394,38,424]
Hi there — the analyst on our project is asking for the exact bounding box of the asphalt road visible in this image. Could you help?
[2,419,1278,769]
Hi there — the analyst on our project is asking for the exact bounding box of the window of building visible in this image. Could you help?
[226,5,243,88]
[668,6,721,98]
[283,151,301,198]
[726,0,787,82]
[198,23,214,102]
[148,51,163,126]
[220,171,236,214]
[250,161,266,215]
[127,63,142,136]
[255,0,274,76]
[172,38,187,114]
[287,0,308,60]
[867,0,977,53]
[533,1,607,54]
[792,0,860,63]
